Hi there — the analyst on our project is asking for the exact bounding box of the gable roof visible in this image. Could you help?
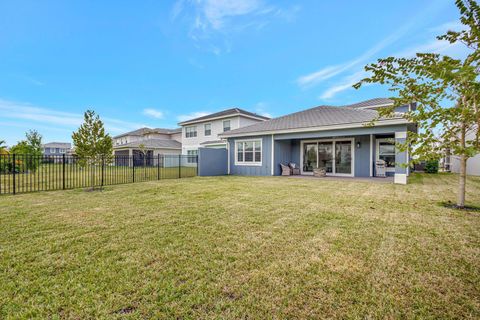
[219,98,408,138]
[113,139,181,150]
[113,127,181,139]
[345,98,393,109]
[178,108,270,126]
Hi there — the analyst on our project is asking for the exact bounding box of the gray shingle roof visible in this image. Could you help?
[114,139,181,149]
[219,98,404,137]
[113,127,181,139]
[178,108,270,125]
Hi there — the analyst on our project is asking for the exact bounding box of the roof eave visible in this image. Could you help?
[219,118,412,138]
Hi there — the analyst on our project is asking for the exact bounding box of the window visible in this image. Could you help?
[185,126,197,138]
[204,123,211,136]
[377,139,395,170]
[50,148,55,153]
[235,140,262,165]
[60,149,66,153]
[187,150,198,163]
[223,120,231,132]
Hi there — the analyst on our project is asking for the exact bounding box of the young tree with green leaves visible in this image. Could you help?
[72,110,113,189]
[354,0,479,208]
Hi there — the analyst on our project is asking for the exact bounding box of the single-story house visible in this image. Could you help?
[218,98,417,184]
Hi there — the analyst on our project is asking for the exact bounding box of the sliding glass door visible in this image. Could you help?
[318,142,333,173]
[303,143,317,172]
[301,140,353,176]
[335,141,352,174]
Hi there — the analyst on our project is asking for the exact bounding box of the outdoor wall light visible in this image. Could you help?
[356,141,361,148]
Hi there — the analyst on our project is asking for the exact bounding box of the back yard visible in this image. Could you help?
[1,174,479,319]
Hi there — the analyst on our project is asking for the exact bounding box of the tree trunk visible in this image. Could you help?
[457,123,467,208]
[457,154,467,208]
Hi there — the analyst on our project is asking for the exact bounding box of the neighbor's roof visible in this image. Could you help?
[113,127,181,139]
[219,98,406,137]
[178,108,270,126]
[113,139,181,150]
[42,142,72,148]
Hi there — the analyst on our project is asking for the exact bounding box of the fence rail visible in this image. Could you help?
[0,154,198,195]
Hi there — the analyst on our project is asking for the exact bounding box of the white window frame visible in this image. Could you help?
[187,150,198,163]
[204,123,212,136]
[299,138,355,177]
[235,139,262,166]
[223,120,231,132]
[185,126,197,138]
[376,138,396,172]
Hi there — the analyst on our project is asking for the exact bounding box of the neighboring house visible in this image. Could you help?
[449,127,480,176]
[113,127,182,165]
[42,142,72,156]
[219,98,417,184]
[178,108,269,158]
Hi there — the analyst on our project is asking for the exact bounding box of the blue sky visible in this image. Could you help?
[0,0,467,146]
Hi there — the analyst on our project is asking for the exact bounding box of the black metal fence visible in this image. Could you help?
[0,154,198,195]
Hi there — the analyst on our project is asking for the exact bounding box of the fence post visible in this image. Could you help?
[178,154,181,178]
[12,154,16,195]
[132,155,135,183]
[196,155,199,176]
[157,154,160,180]
[62,154,66,190]
[101,155,105,187]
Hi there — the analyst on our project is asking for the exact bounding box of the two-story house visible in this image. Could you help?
[113,127,182,165]
[42,142,72,156]
[178,108,270,157]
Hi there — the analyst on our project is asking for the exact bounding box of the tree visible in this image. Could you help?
[72,110,113,190]
[354,0,479,208]
[25,130,42,156]
[0,140,7,154]
[137,143,148,167]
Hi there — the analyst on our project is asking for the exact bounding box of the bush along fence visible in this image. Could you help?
[0,154,198,195]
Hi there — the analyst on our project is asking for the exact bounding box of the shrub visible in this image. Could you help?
[425,160,439,174]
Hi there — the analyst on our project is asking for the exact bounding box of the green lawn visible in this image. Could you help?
[1,173,479,319]
[0,164,197,194]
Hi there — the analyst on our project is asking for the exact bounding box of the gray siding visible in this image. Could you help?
[229,135,272,176]
[354,135,371,177]
[198,148,228,176]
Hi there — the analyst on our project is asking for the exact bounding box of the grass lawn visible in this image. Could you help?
[1,173,479,318]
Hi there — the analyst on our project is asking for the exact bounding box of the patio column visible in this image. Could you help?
[394,131,408,184]
[369,134,373,177]
[128,148,133,167]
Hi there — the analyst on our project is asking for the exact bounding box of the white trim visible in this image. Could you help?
[219,119,411,138]
[394,173,407,185]
[234,139,263,166]
[395,131,407,139]
[179,114,267,126]
[376,138,396,172]
[353,103,394,110]
[227,140,230,174]
[299,138,355,177]
[369,134,373,177]
[271,135,274,175]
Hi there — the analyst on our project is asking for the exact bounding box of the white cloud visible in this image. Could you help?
[177,111,211,122]
[172,0,299,54]
[428,20,464,33]
[142,108,164,119]
[319,71,367,100]
[0,99,145,135]
[254,102,272,118]
[297,22,413,89]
